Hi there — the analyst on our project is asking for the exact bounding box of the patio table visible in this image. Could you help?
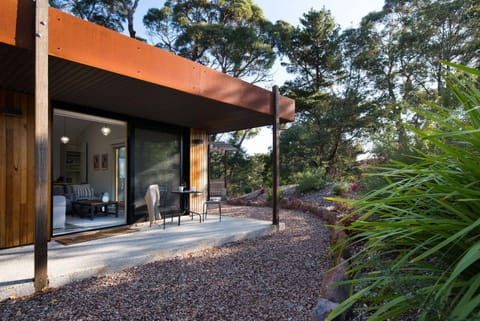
[171,190,203,223]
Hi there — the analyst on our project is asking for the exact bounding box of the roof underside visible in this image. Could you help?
[0,1,295,133]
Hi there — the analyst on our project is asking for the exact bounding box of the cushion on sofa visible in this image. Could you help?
[72,184,95,201]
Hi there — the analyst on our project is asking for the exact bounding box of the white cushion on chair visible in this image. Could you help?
[144,184,161,226]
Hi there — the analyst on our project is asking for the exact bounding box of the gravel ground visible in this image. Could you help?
[0,205,332,321]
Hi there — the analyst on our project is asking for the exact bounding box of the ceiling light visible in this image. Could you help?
[101,124,111,136]
[60,117,69,144]
[60,136,70,144]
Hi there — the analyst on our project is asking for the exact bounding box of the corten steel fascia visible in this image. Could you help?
[0,0,295,122]
[0,0,35,49]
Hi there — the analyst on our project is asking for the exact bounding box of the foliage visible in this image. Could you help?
[295,168,326,194]
[277,8,378,179]
[266,187,283,202]
[208,139,270,197]
[49,0,140,38]
[332,182,350,196]
[358,167,389,195]
[143,0,277,83]
[360,0,480,158]
[279,8,342,92]
[329,63,480,321]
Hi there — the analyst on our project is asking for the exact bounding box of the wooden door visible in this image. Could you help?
[0,90,41,248]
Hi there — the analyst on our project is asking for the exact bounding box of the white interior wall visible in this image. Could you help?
[83,123,125,198]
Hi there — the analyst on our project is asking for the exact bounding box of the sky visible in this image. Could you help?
[134,0,385,155]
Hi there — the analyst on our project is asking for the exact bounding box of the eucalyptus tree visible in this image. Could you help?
[143,0,277,83]
[49,0,140,38]
[360,0,480,157]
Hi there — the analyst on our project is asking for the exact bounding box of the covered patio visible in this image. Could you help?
[0,0,294,294]
[0,206,284,301]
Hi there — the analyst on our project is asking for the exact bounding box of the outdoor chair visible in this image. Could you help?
[144,184,165,228]
[202,197,222,221]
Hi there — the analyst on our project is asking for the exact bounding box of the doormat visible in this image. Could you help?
[54,226,137,245]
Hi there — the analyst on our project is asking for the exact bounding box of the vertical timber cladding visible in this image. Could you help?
[0,90,41,248]
[189,129,207,213]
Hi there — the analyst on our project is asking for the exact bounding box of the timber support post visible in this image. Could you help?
[272,86,280,227]
[34,0,49,292]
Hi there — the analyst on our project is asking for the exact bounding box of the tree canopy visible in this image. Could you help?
[143,0,277,83]
[276,0,479,181]
[49,0,141,38]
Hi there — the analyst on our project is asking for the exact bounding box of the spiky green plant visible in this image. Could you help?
[328,63,480,321]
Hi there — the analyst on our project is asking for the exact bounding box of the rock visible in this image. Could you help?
[320,260,350,303]
[330,228,347,247]
[300,201,317,213]
[324,211,337,226]
[290,198,303,209]
[330,229,352,260]
[311,298,338,321]
[279,198,290,208]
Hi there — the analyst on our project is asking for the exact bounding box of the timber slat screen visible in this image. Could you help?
[189,129,208,213]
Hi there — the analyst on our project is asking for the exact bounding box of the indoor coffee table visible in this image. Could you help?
[72,200,119,220]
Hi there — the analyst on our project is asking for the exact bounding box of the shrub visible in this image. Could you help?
[329,63,480,321]
[332,182,350,195]
[266,188,284,201]
[296,168,326,193]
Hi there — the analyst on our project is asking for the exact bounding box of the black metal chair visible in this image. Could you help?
[202,197,222,221]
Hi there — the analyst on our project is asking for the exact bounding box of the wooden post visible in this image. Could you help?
[272,86,280,227]
[34,0,49,292]
[223,150,228,193]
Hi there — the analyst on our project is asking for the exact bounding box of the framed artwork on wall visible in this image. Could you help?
[93,154,100,170]
[101,153,108,170]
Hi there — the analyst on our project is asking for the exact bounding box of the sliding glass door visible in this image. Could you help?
[133,128,181,220]
[52,109,127,236]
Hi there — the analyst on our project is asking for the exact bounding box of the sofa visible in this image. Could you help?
[53,183,98,213]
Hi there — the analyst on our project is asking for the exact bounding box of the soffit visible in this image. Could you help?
[0,1,295,133]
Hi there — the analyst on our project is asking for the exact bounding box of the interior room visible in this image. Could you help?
[52,109,127,235]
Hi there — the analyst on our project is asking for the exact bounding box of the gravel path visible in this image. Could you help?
[1,206,331,321]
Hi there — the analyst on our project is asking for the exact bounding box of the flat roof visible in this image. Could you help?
[0,0,295,133]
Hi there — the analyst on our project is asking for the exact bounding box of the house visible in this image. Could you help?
[0,0,295,250]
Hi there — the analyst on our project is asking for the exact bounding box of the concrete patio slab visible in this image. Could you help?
[0,215,284,301]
